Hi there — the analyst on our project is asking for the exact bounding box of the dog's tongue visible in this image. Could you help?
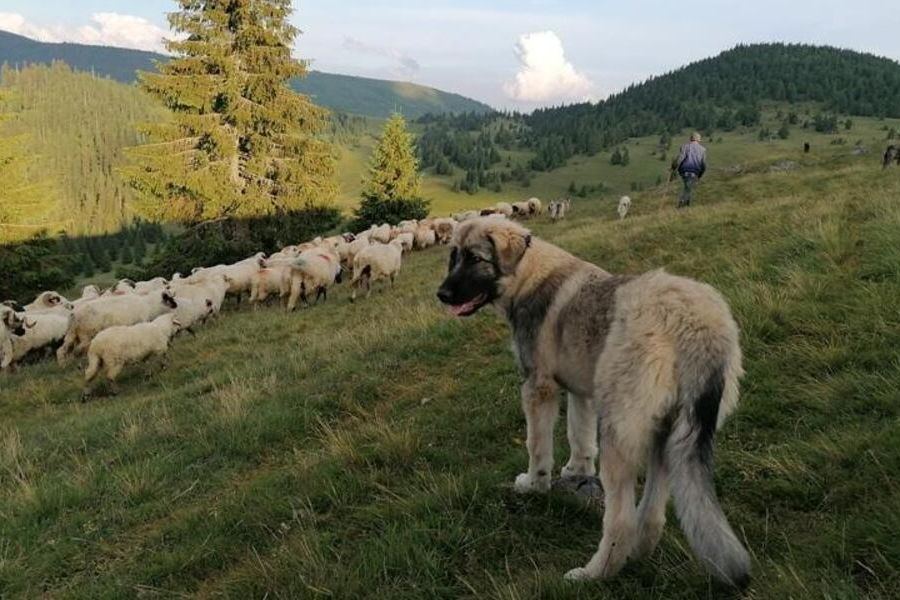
[447,295,484,317]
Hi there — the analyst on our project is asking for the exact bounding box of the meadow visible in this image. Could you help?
[1,142,899,597]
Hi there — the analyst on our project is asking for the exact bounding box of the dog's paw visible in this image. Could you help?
[561,462,595,478]
[514,472,550,494]
[564,566,595,581]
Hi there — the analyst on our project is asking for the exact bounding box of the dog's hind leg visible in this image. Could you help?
[514,377,559,493]
[633,425,670,558]
[565,435,639,581]
[561,393,598,478]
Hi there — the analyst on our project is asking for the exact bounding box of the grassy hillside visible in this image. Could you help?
[2,149,899,597]
[0,31,491,119]
[333,108,900,216]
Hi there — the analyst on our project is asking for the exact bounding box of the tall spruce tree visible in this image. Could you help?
[126,0,336,221]
[353,113,428,229]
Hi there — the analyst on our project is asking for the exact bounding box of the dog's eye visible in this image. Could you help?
[465,252,484,264]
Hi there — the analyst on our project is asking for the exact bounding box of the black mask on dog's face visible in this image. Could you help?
[436,243,500,317]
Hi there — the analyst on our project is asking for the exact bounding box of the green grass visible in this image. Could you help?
[3,143,900,598]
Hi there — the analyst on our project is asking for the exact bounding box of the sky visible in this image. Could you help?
[1,1,899,110]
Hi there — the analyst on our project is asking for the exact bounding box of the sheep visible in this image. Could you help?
[249,258,293,308]
[169,272,229,315]
[432,218,456,244]
[134,277,168,295]
[83,313,182,397]
[5,311,70,370]
[494,202,514,217]
[287,247,342,310]
[194,254,264,303]
[397,220,419,235]
[173,296,216,332]
[370,224,392,244]
[103,279,137,296]
[23,291,73,313]
[75,285,102,306]
[453,210,479,222]
[549,198,570,222]
[0,307,30,371]
[395,232,415,253]
[350,239,403,301]
[343,236,372,268]
[618,195,632,220]
[511,201,531,218]
[414,224,437,250]
[57,290,178,363]
[526,197,542,216]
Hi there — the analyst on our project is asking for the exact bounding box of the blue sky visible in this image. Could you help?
[2,1,899,110]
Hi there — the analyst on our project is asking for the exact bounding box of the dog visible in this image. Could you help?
[617,195,631,219]
[436,217,750,587]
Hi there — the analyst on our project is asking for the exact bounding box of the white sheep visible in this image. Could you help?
[370,224,392,244]
[526,197,542,216]
[618,195,632,220]
[343,236,371,268]
[395,232,415,253]
[414,225,437,250]
[5,311,69,369]
[249,260,292,308]
[494,202,514,217]
[453,210,479,222]
[103,279,137,296]
[549,199,570,222]
[350,239,403,301]
[75,285,101,307]
[0,307,29,371]
[134,277,168,295]
[83,312,182,397]
[287,247,342,310]
[57,290,178,363]
[24,291,73,313]
[170,272,229,315]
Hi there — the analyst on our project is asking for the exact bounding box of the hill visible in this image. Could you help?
[0,30,492,119]
[1,149,899,597]
[289,70,491,119]
[524,43,900,161]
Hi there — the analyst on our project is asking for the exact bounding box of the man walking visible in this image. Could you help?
[671,132,707,208]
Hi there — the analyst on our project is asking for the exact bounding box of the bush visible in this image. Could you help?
[0,233,76,302]
[141,205,342,278]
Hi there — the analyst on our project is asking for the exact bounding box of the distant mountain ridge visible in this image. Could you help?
[0,30,492,119]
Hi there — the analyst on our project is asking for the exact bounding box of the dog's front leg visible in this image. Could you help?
[514,377,559,493]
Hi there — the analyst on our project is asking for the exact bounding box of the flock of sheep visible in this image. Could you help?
[1,195,580,397]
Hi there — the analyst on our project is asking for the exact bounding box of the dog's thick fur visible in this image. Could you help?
[437,217,750,587]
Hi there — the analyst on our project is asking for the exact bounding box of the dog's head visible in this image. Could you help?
[437,217,531,317]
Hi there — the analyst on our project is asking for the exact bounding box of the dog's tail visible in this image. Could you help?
[667,365,751,588]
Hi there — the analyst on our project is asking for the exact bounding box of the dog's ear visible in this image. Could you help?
[487,225,531,274]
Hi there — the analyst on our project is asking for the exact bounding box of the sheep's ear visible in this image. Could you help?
[25,319,36,329]
[49,295,60,305]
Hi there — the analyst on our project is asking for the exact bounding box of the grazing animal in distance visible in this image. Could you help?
[884,145,899,169]
[436,217,750,588]
[617,195,632,219]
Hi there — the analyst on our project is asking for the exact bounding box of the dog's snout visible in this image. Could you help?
[437,287,453,304]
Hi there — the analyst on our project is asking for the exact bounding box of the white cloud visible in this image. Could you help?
[503,31,596,104]
[341,36,420,78]
[0,12,168,53]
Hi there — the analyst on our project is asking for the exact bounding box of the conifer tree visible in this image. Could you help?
[126,0,336,221]
[354,113,428,228]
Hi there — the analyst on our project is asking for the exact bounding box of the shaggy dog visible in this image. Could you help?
[436,217,750,587]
